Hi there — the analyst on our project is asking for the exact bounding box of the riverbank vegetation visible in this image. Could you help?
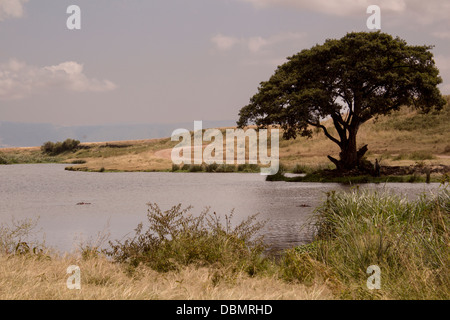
[1,186,448,300]
[1,97,449,176]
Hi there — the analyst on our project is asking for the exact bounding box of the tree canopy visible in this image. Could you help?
[238,32,446,171]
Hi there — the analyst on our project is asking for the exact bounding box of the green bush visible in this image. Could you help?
[188,165,203,172]
[106,204,267,274]
[215,164,237,173]
[205,163,219,172]
[237,164,259,172]
[0,155,8,165]
[41,139,80,156]
[70,159,87,164]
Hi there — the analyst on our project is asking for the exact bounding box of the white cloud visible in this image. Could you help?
[211,32,306,54]
[0,0,28,21]
[240,0,406,16]
[0,59,117,100]
[239,0,450,23]
[211,34,241,51]
[431,31,450,40]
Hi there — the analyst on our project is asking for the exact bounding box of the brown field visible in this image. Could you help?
[0,254,331,300]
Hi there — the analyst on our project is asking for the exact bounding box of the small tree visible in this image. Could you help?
[238,32,446,171]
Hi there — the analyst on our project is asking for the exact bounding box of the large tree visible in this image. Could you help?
[237,32,446,171]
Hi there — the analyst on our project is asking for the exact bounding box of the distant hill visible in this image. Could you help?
[0,120,236,148]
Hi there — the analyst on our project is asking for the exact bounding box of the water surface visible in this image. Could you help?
[0,164,440,253]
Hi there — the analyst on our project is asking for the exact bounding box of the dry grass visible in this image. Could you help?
[0,254,332,300]
[2,101,449,171]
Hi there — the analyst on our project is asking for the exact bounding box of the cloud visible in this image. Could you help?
[431,31,450,40]
[0,59,117,100]
[239,0,450,23]
[0,0,28,21]
[240,0,405,16]
[211,32,306,54]
[211,34,241,51]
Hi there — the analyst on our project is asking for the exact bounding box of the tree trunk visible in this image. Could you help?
[327,127,368,171]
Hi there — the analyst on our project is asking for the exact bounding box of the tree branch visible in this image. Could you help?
[307,120,342,147]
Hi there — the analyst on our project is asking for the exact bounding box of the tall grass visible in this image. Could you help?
[283,186,449,299]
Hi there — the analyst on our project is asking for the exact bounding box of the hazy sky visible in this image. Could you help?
[1,0,449,126]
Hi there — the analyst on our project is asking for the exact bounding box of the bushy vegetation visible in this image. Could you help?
[0,152,61,165]
[0,217,45,256]
[41,139,80,156]
[283,186,449,299]
[106,204,268,275]
[170,163,260,173]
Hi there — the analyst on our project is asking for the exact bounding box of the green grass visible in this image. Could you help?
[268,170,445,184]
[283,186,449,299]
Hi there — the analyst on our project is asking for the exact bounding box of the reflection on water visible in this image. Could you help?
[0,164,441,253]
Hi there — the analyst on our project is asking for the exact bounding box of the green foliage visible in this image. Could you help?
[237,163,259,172]
[295,187,450,299]
[41,139,80,156]
[205,163,219,172]
[215,164,237,173]
[70,159,87,164]
[188,164,203,172]
[106,204,267,274]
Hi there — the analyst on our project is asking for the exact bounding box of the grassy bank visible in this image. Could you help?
[1,97,449,173]
[268,172,449,184]
[284,185,449,299]
[1,186,448,300]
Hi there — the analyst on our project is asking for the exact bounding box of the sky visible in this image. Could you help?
[0,0,449,126]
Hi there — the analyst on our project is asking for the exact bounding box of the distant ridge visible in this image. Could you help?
[0,120,236,148]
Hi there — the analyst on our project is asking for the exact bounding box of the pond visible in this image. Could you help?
[0,164,440,253]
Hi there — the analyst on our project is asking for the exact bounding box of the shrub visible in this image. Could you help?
[70,159,87,164]
[237,164,259,172]
[0,217,46,256]
[188,165,203,172]
[215,164,237,173]
[105,204,267,274]
[205,163,219,172]
[41,139,80,156]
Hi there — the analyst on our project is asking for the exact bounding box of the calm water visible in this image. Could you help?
[0,164,441,253]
